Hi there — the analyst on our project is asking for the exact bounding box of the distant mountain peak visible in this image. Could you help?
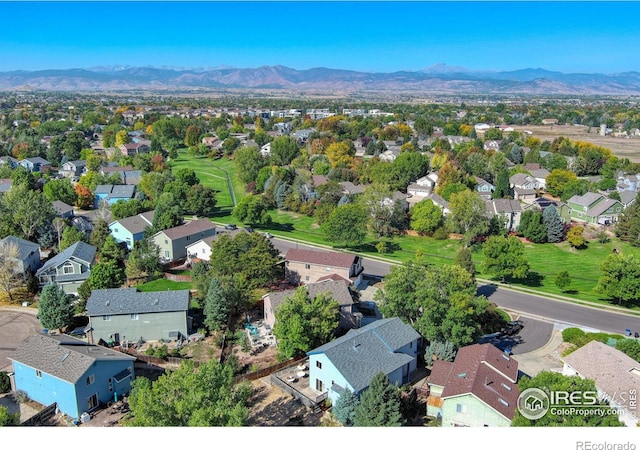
[420,63,471,74]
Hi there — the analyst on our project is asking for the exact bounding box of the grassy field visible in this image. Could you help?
[168,151,247,211]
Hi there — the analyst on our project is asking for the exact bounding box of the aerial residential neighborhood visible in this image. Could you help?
[0,3,640,443]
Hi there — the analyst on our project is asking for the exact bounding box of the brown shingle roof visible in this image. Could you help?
[285,248,357,269]
[160,218,216,240]
[437,344,520,421]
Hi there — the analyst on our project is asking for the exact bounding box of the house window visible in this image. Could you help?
[35,369,42,378]
[114,228,119,233]
[131,313,139,320]
[316,379,324,392]
[305,264,310,270]
[63,262,74,274]
[164,250,170,258]
[164,239,168,244]
[456,404,467,413]
[103,315,111,321]
[87,393,98,410]
[305,276,310,282]
[316,361,322,369]
[86,374,95,386]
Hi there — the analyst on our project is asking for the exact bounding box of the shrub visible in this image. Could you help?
[0,372,10,394]
[14,390,29,404]
[562,327,586,345]
[155,345,168,360]
[433,227,448,240]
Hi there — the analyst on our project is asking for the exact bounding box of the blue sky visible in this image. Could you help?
[1,1,639,74]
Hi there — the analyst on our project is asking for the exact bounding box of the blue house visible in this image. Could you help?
[94,184,136,208]
[18,157,51,173]
[109,210,155,250]
[8,334,136,419]
[306,317,422,405]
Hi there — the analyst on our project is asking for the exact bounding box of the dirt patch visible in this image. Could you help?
[246,379,321,426]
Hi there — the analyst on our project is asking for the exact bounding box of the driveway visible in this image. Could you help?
[0,306,41,372]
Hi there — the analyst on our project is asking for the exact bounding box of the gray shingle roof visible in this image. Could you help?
[586,198,621,217]
[0,235,40,260]
[52,200,74,216]
[9,334,135,384]
[35,241,96,276]
[567,192,604,207]
[155,218,216,240]
[110,210,155,235]
[307,317,421,392]
[86,288,190,316]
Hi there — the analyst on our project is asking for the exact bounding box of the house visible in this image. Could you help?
[425,193,451,215]
[529,168,551,189]
[58,160,87,178]
[99,165,134,178]
[473,176,495,200]
[562,340,639,427]
[0,178,13,194]
[486,199,523,231]
[119,170,142,185]
[510,173,538,202]
[0,235,41,274]
[152,218,217,262]
[52,200,75,219]
[8,334,136,420]
[119,142,150,156]
[616,172,640,192]
[109,210,155,250]
[426,343,520,427]
[284,248,364,286]
[19,157,50,173]
[0,155,19,168]
[260,142,271,157]
[85,288,191,345]
[542,118,559,125]
[35,241,96,295]
[184,234,217,263]
[263,279,358,332]
[618,190,637,209]
[339,181,366,196]
[306,317,421,405]
[522,197,564,217]
[483,140,501,152]
[94,184,136,208]
[566,192,623,225]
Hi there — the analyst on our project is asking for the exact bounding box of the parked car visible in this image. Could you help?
[224,224,237,230]
[501,320,524,336]
[243,227,254,233]
[264,232,273,239]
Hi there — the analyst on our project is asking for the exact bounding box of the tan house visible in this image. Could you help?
[152,219,217,263]
[284,248,364,287]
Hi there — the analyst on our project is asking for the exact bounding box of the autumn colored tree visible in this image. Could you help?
[115,129,130,147]
[326,141,355,168]
[74,183,94,209]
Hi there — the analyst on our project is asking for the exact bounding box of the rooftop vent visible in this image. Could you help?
[105,300,110,306]
[457,372,467,378]
[154,299,159,305]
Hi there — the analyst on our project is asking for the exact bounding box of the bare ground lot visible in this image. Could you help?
[512,124,640,162]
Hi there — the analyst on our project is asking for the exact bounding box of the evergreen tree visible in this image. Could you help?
[555,270,572,292]
[90,218,111,250]
[333,389,360,426]
[543,205,564,243]
[492,168,510,199]
[518,210,547,243]
[454,246,476,280]
[37,283,73,332]
[353,372,404,427]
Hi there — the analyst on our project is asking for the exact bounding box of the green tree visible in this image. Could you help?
[446,190,489,246]
[43,178,77,205]
[359,183,407,238]
[273,286,340,359]
[89,259,125,290]
[151,192,183,233]
[615,339,640,363]
[0,241,24,302]
[269,136,300,166]
[543,205,564,243]
[615,202,640,246]
[322,203,368,247]
[59,225,87,251]
[233,195,272,227]
[127,359,251,426]
[209,232,281,289]
[125,237,162,284]
[410,199,443,235]
[545,169,577,198]
[2,183,55,241]
[454,246,476,280]
[517,210,547,243]
[595,253,640,305]
[203,276,249,332]
[374,261,425,327]
[184,125,201,148]
[332,389,360,426]
[482,235,530,281]
[234,146,268,184]
[110,199,150,220]
[492,168,510,199]
[89,218,111,250]
[512,371,623,426]
[0,372,10,394]
[184,184,218,216]
[0,405,19,426]
[353,372,404,427]
[37,283,72,332]
[554,270,572,292]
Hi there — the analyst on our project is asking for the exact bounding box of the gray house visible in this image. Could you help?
[152,219,217,263]
[35,241,96,295]
[85,288,191,345]
[52,200,75,219]
[59,160,87,178]
[0,235,41,274]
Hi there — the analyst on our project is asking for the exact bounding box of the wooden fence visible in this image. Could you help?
[164,273,192,282]
[233,356,304,384]
[21,402,57,426]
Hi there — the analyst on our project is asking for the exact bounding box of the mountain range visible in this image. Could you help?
[1,64,640,95]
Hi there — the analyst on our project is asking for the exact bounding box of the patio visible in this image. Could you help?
[245,319,277,350]
[270,358,327,409]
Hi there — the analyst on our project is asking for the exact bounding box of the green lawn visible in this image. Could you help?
[136,278,193,292]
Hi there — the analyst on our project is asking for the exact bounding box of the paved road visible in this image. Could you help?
[269,236,640,335]
[0,307,41,372]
